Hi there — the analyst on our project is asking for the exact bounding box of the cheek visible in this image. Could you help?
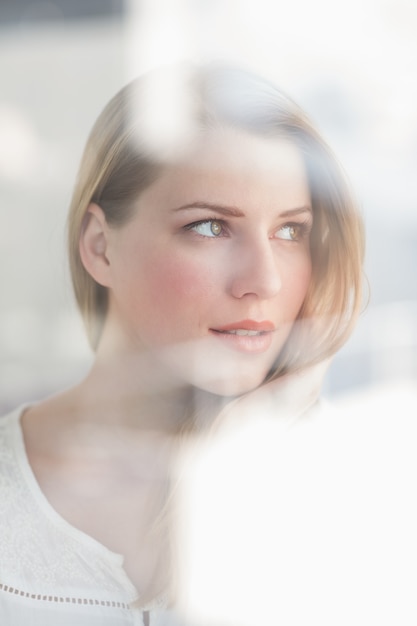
[121,249,221,343]
[283,256,312,314]
[146,253,218,304]
[299,261,313,295]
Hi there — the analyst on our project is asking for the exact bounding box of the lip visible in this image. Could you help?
[213,319,276,332]
[210,319,276,354]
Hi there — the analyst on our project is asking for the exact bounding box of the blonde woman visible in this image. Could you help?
[0,65,363,625]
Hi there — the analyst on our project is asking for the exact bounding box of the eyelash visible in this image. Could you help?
[184,219,228,238]
[278,221,312,241]
[184,218,312,241]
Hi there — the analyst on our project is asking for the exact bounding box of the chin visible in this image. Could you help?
[154,339,277,398]
[192,371,269,398]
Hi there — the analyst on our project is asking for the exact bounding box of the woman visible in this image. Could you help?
[0,65,364,624]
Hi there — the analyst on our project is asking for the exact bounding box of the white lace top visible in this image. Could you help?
[0,407,169,626]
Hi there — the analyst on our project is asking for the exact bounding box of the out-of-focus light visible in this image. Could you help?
[129,66,197,161]
[0,105,39,182]
[175,380,417,625]
[125,0,195,78]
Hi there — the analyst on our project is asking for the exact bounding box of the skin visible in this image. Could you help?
[21,127,313,599]
[88,128,313,396]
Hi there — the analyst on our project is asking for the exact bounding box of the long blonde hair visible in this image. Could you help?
[68,64,364,377]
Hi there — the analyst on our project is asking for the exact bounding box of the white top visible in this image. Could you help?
[0,407,170,626]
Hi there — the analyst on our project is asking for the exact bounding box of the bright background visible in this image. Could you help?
[1,0,416,412]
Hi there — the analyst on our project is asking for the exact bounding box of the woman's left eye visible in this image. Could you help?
[275,223,306,241]
[187,220,225,238]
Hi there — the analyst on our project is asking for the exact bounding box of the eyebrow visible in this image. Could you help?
[172,201,245,217]
[278,206,313,219]
[172,201,312,219]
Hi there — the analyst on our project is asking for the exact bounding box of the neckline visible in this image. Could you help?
[9,405,139,600]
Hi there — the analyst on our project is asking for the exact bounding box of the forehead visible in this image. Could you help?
[182,126,305,174]
[139,127,311,212]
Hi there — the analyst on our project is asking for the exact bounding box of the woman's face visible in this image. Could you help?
[104,128,312,396]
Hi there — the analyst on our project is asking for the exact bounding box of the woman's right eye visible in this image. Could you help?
[187,220,225,238]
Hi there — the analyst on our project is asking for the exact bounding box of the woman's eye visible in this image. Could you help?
[189,220,224,238]
[276,223,305,241]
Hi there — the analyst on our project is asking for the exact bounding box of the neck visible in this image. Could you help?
[69,351,225,437]
[71,317,231,434]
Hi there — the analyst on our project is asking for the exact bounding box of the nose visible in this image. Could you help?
[229,237,282,300]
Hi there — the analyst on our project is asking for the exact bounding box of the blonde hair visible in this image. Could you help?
[68,64,364,377]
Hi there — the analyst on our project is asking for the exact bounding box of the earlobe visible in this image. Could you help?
[79,203,112,287]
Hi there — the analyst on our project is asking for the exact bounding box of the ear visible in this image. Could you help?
[79,203,112,287]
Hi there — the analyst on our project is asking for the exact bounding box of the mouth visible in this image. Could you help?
[209,320,276,353]
[215,329,269,336]
[213,319,275,333]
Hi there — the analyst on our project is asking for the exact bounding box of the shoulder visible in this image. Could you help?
[0,405,28,465]
[0,405,34,515]
[0,404,26,427]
